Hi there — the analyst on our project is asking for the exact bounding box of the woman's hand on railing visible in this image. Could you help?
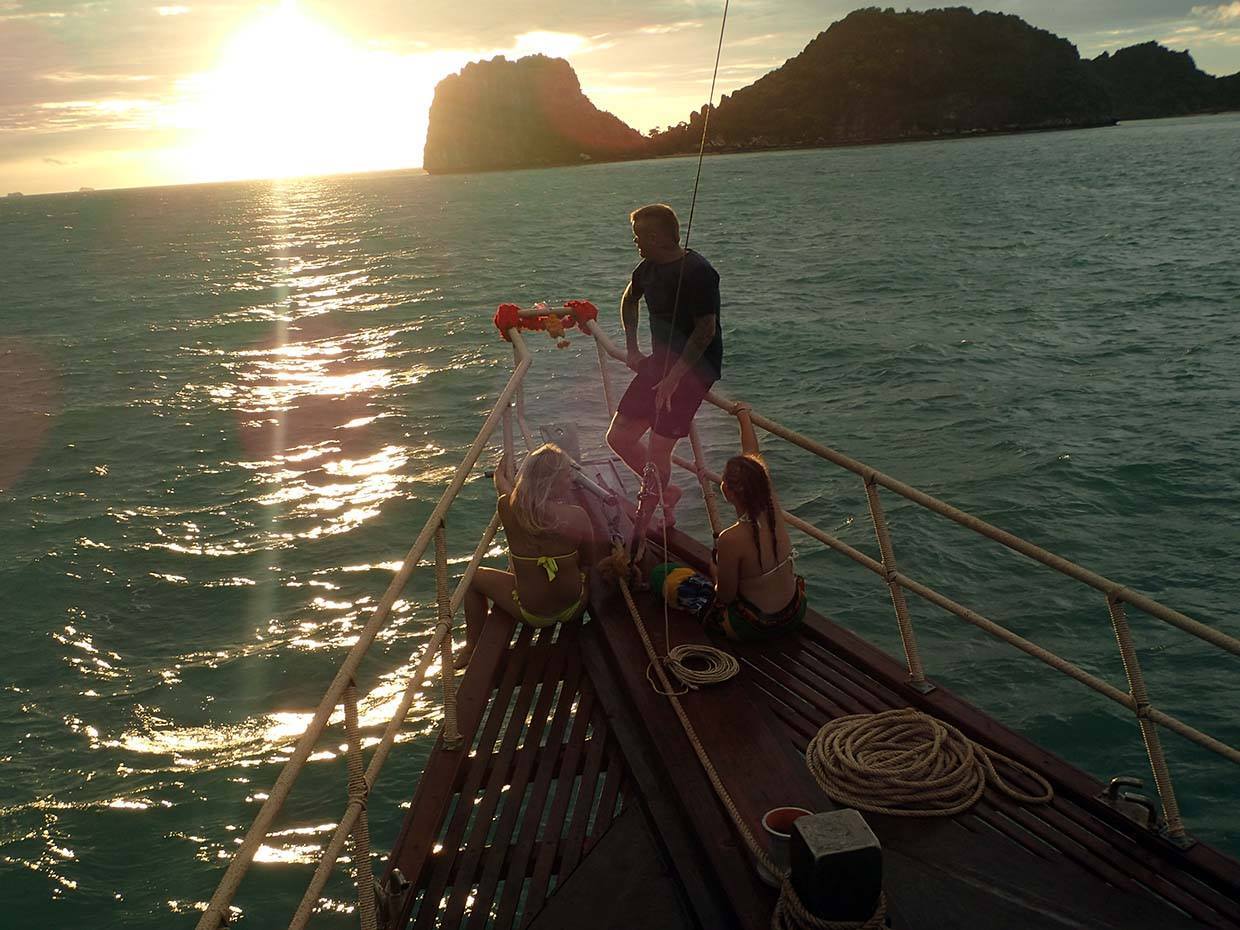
[730,402,762,457]
[626,348,646,372]
[493,451,515,496]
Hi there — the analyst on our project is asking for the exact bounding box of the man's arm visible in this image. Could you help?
[667,313,716,379]
[653,313,717,409]
[620,281,643,370]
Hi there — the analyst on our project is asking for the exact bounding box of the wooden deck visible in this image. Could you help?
[383,475,1240,930]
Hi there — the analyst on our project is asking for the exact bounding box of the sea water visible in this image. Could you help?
[2,114,1238,928]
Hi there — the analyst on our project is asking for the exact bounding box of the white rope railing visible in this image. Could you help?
[581,318,1239,844]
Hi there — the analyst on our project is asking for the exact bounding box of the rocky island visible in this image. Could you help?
[422,7,1240,175]
[422,55,646,173]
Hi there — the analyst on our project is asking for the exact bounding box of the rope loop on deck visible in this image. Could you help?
[774,881,887,930]
[805,708,1052,817]
[663,643,740,690]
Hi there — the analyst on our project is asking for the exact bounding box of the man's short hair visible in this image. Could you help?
[630,203,680,242]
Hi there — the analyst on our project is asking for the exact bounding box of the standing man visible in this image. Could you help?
[606,203,723,526]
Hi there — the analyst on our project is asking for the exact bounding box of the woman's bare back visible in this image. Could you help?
[498,495,588,614]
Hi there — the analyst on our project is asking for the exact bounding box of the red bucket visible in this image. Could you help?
[759,806,813,885]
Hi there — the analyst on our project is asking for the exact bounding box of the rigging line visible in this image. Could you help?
[654,0,731,669]
[650,0,731,441]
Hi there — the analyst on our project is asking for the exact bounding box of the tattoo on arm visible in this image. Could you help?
[672,314,716,374]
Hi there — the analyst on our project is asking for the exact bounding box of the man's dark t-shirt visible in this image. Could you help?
[630,249,723,382]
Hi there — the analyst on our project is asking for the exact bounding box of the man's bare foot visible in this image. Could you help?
[453,644,475,670]
[654,483,682,530]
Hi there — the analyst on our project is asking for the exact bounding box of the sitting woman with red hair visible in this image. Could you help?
[705,405,807,639]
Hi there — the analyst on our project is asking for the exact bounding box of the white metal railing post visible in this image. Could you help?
[863,475,931,692]
[688,423,723,537]
[596,336,616,415]
[502,403,516,466]
[511,334,536,450]
[1106,595,1189,844]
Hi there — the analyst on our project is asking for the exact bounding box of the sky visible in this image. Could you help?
[2,0,1239,194]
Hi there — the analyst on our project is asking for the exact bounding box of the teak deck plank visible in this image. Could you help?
[524,805,695,930]
[461,635,574,929]
[385,617,527,926]
[522,682,596,922]
[585,579,787,928]
[425,629,554,929]
[557,697,611,878]
[489,644,586,930]
[578,616,739,930]
[587,739,626,853]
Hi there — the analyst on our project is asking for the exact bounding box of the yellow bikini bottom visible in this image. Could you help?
[511,573,587,628]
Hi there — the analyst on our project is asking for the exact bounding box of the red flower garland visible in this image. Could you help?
[493,300,598,346]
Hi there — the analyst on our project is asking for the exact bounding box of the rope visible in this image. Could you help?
[664,643,739,689]
[774,882,887,930]
[434,522,463,749]
[343,683,378,930]
[805,708,1053,817]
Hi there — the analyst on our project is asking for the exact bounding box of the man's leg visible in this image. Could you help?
[606,411,651,480]
[647,430,683,523]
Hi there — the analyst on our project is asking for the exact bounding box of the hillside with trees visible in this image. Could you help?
[422,7,1240,173]
[1087,42,1240,119]
[422,55,647,174]
[652,7,1113,154]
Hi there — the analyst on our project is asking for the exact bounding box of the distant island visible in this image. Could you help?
[423,54,647,173]
[422,7,1240,174]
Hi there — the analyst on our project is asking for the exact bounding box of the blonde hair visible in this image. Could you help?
[510,444,571,534]
[629,203,680,242]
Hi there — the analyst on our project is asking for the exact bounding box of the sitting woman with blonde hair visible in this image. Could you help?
[458,443,596,667]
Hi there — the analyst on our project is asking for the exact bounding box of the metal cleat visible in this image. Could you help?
[1099,776,1162,832]
[376,868,413,930]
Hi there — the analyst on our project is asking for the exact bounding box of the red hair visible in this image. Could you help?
[722,454,777,568]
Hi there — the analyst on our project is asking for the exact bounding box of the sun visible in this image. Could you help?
[172,1,437,182]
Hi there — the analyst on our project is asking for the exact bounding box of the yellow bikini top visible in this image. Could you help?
[510,550,578,582]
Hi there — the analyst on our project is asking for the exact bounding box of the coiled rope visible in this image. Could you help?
[664,642,740,688]
[806,708,1053,817]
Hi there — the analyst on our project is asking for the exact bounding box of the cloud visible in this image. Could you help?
[42,156,67,165]
[511,30,613,58]
[43,71,154,84]
[0,9,66,21]
[156,5,191,14]
[1192,2,1240,23]
[638,21,702,35]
